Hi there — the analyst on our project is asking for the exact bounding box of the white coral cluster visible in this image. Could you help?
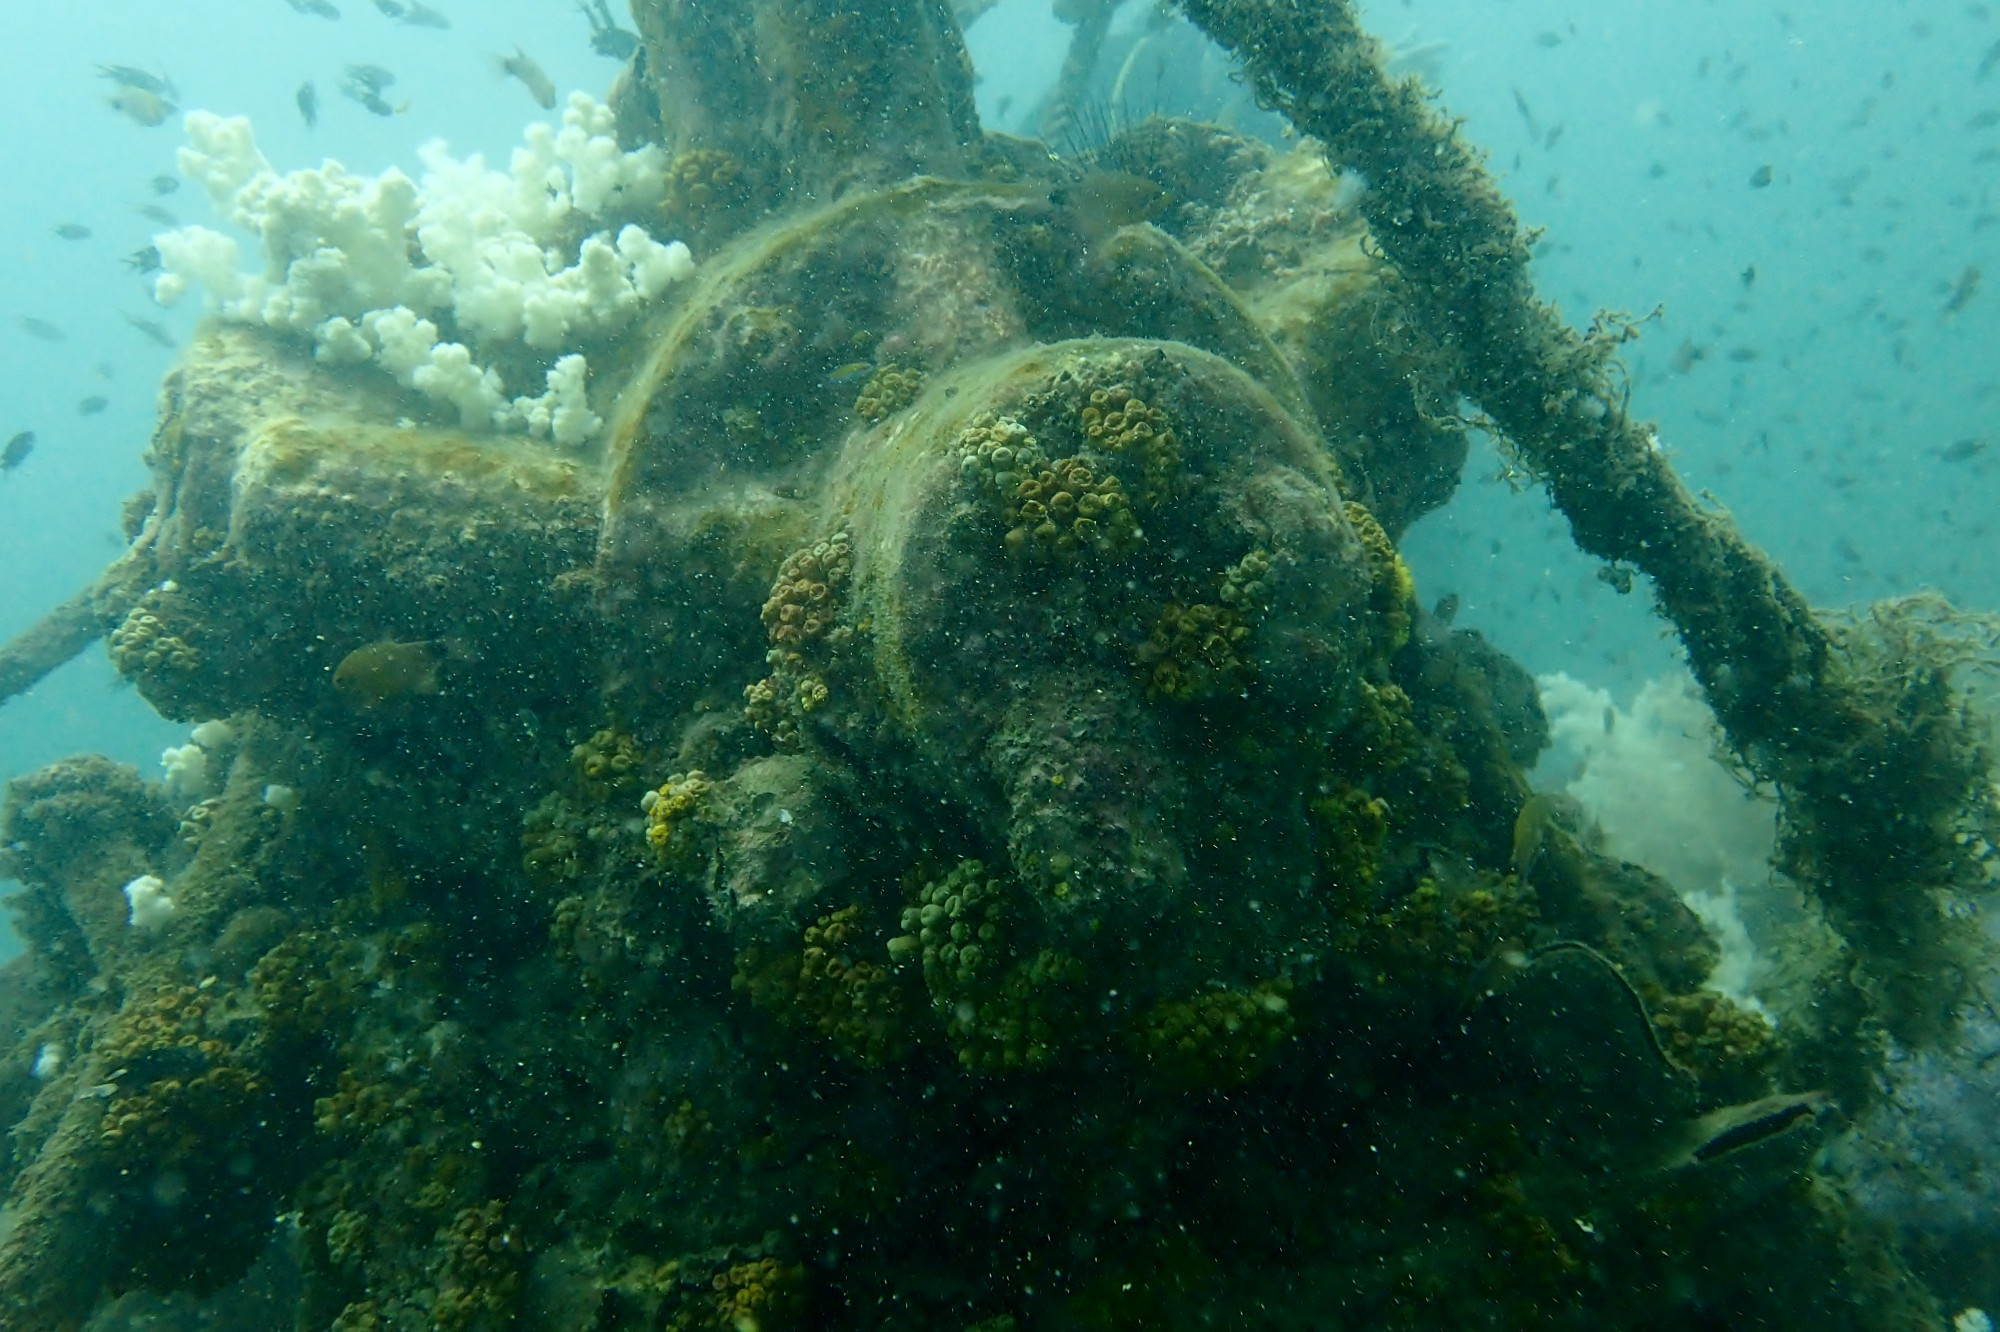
[152,93,694,447]
[1536,670,1779,1009]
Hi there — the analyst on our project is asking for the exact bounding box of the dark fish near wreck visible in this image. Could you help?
[286,0,343,18]
[18,316,65,343]
[334,639,443,703]
[53,222,93,241]
[125,245,162,275]
[2,431,34,472]
[77,395,110,417]
[297,80,320,129]
[150,173,181,196]
[578,0,638,58]
[1656,1091,1833,1172]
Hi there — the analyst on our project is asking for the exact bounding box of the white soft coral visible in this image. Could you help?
[150,93,690,444]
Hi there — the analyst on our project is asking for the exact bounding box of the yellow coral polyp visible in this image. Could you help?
[643,769,711,861]
[957,415,1144,564]
[853,364,924,421]
[109,606,200,674]
[571,726,645,800]
[1080,382,1181,506]
[1345,500,1414,653]
[663,147,749,218]
[710,1257,805,1332]
[760,532,852,649]
[748,533,853,745]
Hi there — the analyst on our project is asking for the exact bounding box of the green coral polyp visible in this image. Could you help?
[1128,979,1296,1089]
[572,725,647,801]
[735,905,908,1066]
[896,857,1008,994]
[1136,599,1256,701]
[891,859,1086,1073]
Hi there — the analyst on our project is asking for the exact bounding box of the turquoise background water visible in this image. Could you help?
[2,0,1995,961]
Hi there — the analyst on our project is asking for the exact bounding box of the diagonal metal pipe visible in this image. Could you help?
[1173,0,1993,1065]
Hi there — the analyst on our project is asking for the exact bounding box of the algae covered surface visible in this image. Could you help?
[1,3,1997,1330]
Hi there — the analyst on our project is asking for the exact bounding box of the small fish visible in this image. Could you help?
[135,203,179,226]
[1933,436,1991,463]
[124,313,177,348]
[18,316,65,343]
[1510,792,1587,884]
[1969,108,2000,130]
[1053,169,1171,243]
[340,65,400,117]
[149,173,181,195]
[1980,38,2000,82]
[371,0,405,13]
[297,80,319,129]
[402,1,451,29]
[1740,264,1756,289]
[345,89,397,117]
[77,395,110,416]
[1748,163,1774,188]
[285,0,342,18]
[53,223,93,241]
[1511,86,1541,140]
[2,431,33,471]
[344,63,396,94]
[498,47,557,109]
[96,65,178,100]
[333,639,443,704]
[1431,593,1459,626]
[827,361,874,384]
[108,85,175,127]
[1670,338,1708,373]
[1534,31,1562,48]
[1945,263,1982,314]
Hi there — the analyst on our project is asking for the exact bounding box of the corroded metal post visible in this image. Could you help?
[626,0,984,206]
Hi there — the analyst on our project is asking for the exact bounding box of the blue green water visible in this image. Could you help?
[0,1,1995,1320]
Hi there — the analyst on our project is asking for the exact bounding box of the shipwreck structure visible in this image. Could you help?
[0,1,1993,1328]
